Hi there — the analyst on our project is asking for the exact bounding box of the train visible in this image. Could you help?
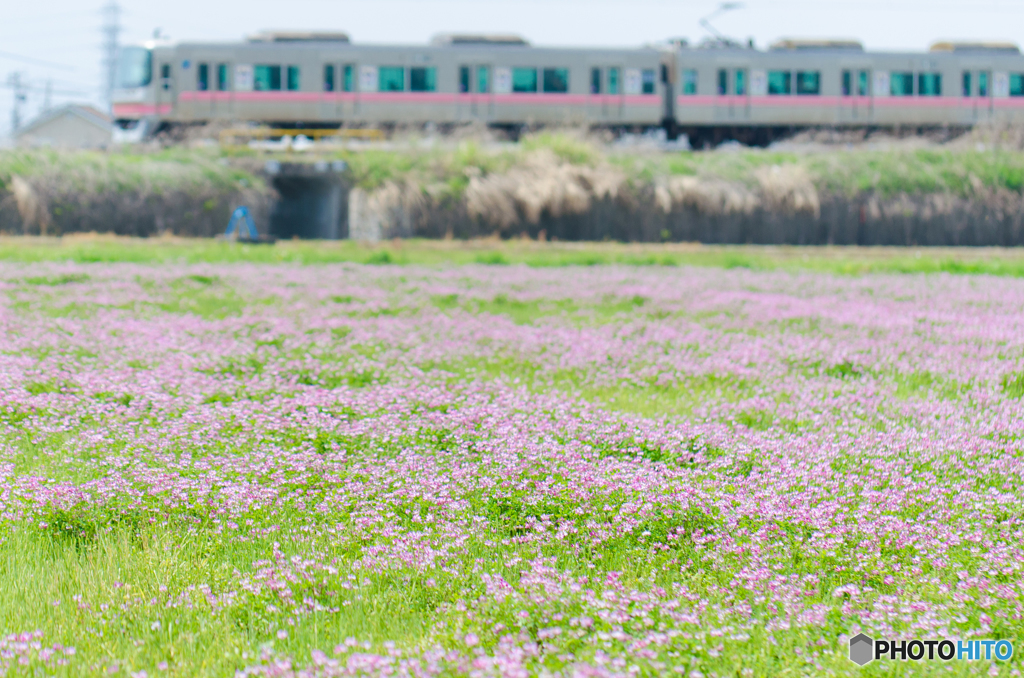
[112,31,1024,145]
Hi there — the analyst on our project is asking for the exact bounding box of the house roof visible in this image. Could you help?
[14,104,112,138]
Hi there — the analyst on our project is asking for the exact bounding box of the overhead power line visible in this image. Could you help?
[1,81,90,96]
[0,49,75,72]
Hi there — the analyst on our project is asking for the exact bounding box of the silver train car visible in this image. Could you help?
[669,39,1024,145]
[112,32,665,135]
[112,33,1024,143]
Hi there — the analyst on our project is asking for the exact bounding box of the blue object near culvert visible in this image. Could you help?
[225,206,259,240]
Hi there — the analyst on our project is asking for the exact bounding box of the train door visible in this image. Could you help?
[839,69,852,123]
[456,64,491,121]
[340,64,355,120]
[713,68,729,121]
[457,65,472,120]
[961,70,976,123]
[588,67,604,123]
[474,65,493,120]
[319,63,336,121]
[980,71,994,123]
[713,68,747,122]
[194,63,210,119]
[212,62,232,120]
[734,68,749,121]
[960,70,979,124]
[157,61,174,116]
[840,69,869,123]
[607,67,623,122]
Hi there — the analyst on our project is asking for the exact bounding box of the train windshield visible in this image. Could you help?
[117,47,152,88]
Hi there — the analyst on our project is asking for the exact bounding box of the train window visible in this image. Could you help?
[608,68,620,95]
[591,68,601,95]
[979,72,989,97]
[217,64,229,91]
[735,69,746,96]
[118,46,152,88]
[543,68,569,93]
[1011,74,1024,97]
[512,68,538,93]
[197,63,209,91]
[254,65,281,91]
[918,73,941,96]
[681,69,697,95]
[287,66,300,91]
[379,67,405,92]
[962,72,971,97]
[796,71,820,95]
[160,63,171,91]
[343,65,354,92]
[842,70,851,96]
[459,66,470,93]
[642,69,656,94]
[890,72,913,96]
[478,66,490,94]
[767,71,790,95]
[324,65,335,92]
[410,67,437,92]
[717,69,727,95]
[858,71,868,96]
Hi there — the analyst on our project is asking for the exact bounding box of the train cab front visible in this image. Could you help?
[111,44,166,140]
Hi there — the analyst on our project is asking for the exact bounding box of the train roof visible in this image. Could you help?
[430,34,530,47]
[247,31,351,43]
[769,39,864,52]
[929,41,1019,54]
[163,37,661,55]
[142,33,1024,59]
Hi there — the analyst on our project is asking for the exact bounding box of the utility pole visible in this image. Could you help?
[101,1,122,111]
[7,72,27,132]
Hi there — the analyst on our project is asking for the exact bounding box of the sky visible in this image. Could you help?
[2,0,1024,137]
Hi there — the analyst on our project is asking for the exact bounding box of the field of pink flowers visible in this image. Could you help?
[0,261,1022,677]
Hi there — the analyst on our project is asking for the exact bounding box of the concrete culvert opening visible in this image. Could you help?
[266,161,350,239]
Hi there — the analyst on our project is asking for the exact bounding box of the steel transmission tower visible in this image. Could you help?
[7,72,27,132]
[101,1,122,112]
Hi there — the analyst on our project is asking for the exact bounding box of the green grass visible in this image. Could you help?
[805,148,1024,198]
[9,137,1024,204]
[0,147,261,195]
[0,521,452,674]
[1,244,1023,676]
[5,237,1024,278]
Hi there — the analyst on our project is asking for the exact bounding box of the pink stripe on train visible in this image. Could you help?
[111,103,172,117]
[174,90,662,107]
[678,94,1024,109]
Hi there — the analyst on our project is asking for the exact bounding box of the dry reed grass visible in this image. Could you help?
[654,176,758,215]
[465,149,627,226]
[10,177,50,234]
[754,164,821,218]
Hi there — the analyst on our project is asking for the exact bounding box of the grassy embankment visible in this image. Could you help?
[0,149,267,237]
[6,135,1024,241]
[5,132,1024,205]
[0,148,261,203]
[330,132,1024,200]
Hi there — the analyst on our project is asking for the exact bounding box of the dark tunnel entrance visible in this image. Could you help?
[266,161,350,239]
